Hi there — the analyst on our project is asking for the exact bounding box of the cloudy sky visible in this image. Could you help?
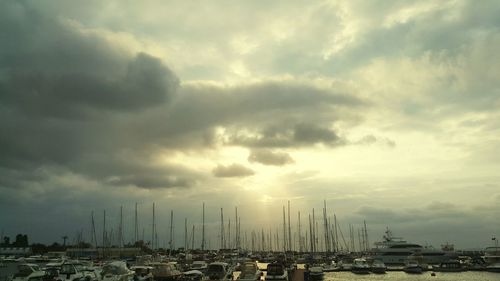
[1,0,499,250]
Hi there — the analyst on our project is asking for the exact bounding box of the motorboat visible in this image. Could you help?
[370,260,386,274]
[320,261,337,272]
[150,262,183,281]
[189,261,208,273]
[336,257,353,271]
[100,261,135,281]
[308,265,324,280]
[433,260,463,272]
[58,261,98,281]
[183,270,206,281]
[264,263,287,281]
[12,264,46,281]
[482,244,500,272]
[237,261,262,281]
[403,260,422,274]
[206,262,233,281]
[351,258,370,275]
[368,227,455,265]
[486,263,500,273]
[130,266,154,281]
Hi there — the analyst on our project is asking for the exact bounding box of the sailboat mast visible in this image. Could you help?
[220,208,224,249]
[184,218,188,251]
[298,211,302,253]
[119,205,123,248]
[152,202,155,251]
[201,202,205,251]
[323,200,329,253]
[308,213,313,253]
[282,206,286,252]
[287,201,291,252]
[91,211,97,248]
[169,210,174,254]
[134,203,138,243]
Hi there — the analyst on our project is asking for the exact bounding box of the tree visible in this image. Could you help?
[13,234,28,247]
[2,236,10,246]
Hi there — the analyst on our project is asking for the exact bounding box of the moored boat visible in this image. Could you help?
[370,260,386,274]
[12,264,46,281]
[206,262,232,281]
[150,262,183,281]
[482,244,500,273]
[351,258,370,275]
[130,265,154,281]
[368,228,455,265]
[100,261,135,281]
[308,265,323,280]
[403,260,422,274]
[433,260,464,272]
[237,261,262,281]
[264,263,287,281]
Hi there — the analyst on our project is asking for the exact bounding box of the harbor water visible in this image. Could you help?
[321,271,499,281]
[1,262,499,281]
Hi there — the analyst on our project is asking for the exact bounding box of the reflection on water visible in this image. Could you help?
[323,271,498,281]
[1,263,499,281]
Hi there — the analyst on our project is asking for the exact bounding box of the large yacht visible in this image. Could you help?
[482,245,500,272]
[367,227,456,265]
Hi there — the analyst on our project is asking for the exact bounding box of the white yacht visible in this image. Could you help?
[206,262,233,281]
[11,264,46,281]
[308,265,324,280]
[237,261,262,281]
[100,261,135,281]
[403,260,422,274]
[482,246,500,272]
[368,228,455,265]
[351,258,370,274]
[264,263,287,281]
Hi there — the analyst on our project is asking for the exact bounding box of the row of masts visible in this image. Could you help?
[86,200,371,253]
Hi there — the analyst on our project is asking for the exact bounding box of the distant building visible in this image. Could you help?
[0,246,32,256]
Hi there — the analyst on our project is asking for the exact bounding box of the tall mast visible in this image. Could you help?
[312,208,316,252]
[287,201,292,252]
[184,218,188,252]
[308,213,313,253]
[228,219,231,249]
[191,225,195,250]
[323,200,329,253]
[220,208,224,250]
[119,205,123,248]
[364,220,369,252]
[91,211,97,248]
[334,214,339,252]
[103,210,106,258]
[201,202,205,251]
[152,202,155,251]
[298,211,302,253]
[135,203,138,243]
[235,207,238,250]
[282,206,286,252]
[169,210,174,254]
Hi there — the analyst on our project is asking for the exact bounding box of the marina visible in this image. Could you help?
[1,202,499,281]
[1,260,499,281]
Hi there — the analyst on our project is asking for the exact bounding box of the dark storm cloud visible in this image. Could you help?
[227,123,346,148]
[0,2,187,190]
[212,164,255,178]
[0,2,366,193]
[248,149,294,166]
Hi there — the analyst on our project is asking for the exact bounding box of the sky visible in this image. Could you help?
[1,0,499,250]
